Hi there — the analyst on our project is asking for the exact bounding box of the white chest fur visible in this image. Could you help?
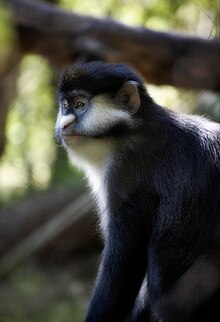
[67,138,113,235]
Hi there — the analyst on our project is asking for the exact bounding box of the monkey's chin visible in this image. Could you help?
[62,134,85,146]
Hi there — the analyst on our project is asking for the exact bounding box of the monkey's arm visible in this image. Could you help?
[84,197,150,322]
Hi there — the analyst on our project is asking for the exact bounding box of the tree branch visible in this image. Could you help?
[6,0,220,91]
[0,187,92,255]
[0,192,95,277]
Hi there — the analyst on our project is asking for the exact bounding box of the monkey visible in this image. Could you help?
[55,61,220,322]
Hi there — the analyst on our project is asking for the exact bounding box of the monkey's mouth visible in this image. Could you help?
[61,127,83,137]
[62,133,82,137]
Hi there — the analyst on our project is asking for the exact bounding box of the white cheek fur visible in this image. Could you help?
[80,94,131,135]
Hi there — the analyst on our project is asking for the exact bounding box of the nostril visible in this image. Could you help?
[63,123,70,130]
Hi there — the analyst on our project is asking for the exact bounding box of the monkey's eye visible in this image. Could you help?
[74,96,88,111]
[75,101,86,110]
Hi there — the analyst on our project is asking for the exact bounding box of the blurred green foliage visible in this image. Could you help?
[60,0,219,36]
[0,57,55,201]
[0,0,219,204]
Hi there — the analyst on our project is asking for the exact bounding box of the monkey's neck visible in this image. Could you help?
[67,137,114,232]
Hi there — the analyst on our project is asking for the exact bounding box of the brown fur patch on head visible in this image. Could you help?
[62,68,88,82]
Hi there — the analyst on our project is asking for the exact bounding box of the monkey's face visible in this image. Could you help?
[55,89,135,147]
[55,90,136,175]
[55,62,144,168]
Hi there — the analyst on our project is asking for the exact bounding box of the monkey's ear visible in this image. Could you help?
[117,81,140,115]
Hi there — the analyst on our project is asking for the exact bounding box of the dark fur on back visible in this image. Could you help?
[106,104,220,321]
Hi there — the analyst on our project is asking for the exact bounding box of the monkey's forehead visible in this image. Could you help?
[58,62,142,95]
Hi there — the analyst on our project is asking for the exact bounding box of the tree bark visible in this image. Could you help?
[6,0,220,91]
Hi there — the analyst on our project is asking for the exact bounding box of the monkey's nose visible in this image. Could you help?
[60,114,75,130]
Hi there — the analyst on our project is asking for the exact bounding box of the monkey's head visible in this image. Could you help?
[55,62,151,163]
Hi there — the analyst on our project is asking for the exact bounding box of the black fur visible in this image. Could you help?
[58,61,149,100]
[57,62,220,322]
